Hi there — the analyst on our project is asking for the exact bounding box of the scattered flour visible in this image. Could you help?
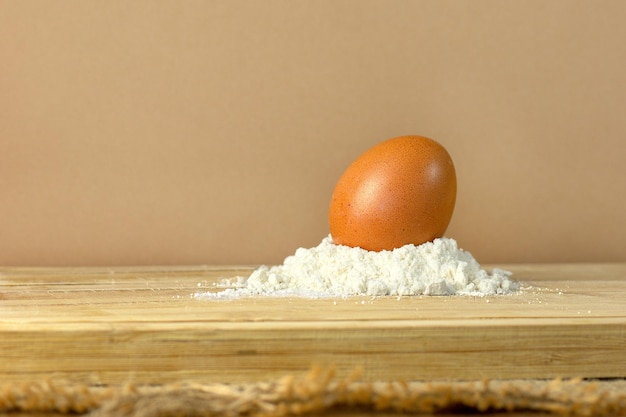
[197,236,518,299]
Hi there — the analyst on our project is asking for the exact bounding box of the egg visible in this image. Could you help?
[329,135,456,251]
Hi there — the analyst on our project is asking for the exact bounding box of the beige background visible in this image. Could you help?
[1,1,625,267]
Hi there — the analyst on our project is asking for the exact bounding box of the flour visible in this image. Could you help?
[196,236,518,299]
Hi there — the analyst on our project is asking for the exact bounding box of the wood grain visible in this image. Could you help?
[0,264,625,384]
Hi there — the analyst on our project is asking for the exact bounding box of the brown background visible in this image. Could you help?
[1,1,625,267]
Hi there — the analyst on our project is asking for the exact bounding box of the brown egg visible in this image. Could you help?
[329,135,456,251]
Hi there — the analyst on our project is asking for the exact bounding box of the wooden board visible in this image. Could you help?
[0,263,625,384]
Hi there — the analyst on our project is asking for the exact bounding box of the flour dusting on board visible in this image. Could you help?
[196,236,517,299]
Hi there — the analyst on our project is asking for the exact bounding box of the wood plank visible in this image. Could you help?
[0,264,625,384]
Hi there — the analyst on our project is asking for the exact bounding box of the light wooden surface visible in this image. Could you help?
[0,264,625,384]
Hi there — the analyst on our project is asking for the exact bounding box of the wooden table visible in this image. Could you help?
[1,263,625,384]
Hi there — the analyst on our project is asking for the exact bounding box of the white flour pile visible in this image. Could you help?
[197,236,518,299]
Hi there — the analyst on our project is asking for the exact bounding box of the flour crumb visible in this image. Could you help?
[196,236,518,299]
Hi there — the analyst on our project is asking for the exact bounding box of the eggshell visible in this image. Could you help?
[329,135,456,251]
